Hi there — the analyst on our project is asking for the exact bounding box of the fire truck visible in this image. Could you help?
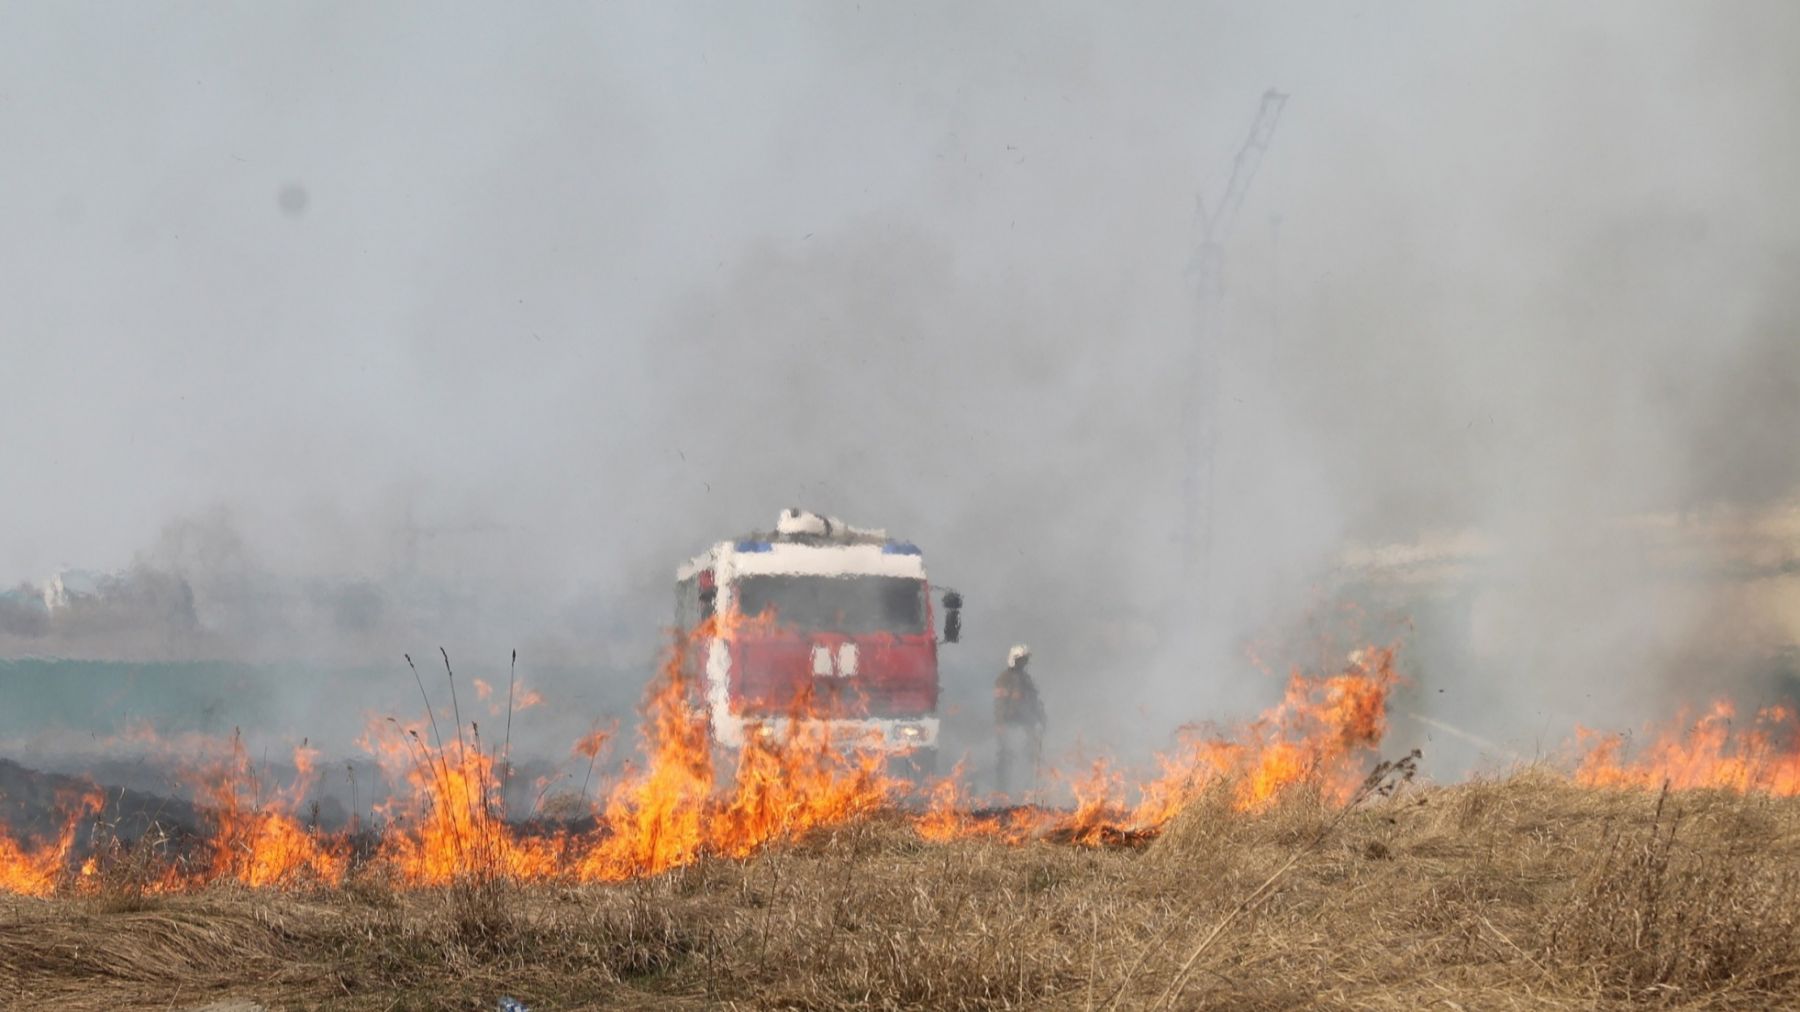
[674,510,962,768]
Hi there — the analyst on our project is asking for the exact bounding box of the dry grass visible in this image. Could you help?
[5,771,1800,1010]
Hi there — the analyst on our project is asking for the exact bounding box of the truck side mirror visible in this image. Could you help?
[941,591,962,644]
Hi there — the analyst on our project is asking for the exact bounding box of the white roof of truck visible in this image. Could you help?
[677,511,927,581]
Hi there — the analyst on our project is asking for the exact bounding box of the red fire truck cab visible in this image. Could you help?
[674,510,962,767]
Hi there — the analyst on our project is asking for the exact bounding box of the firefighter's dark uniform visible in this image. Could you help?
[994,654,1045,795]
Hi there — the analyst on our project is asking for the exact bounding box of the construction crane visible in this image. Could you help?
[1181,88,1288,601]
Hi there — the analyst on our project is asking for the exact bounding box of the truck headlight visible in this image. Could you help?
[898,724,922,739]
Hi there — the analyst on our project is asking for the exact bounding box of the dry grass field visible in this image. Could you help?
[4,771,1798,1011]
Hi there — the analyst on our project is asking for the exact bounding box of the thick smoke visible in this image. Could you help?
[1,3,1797,777]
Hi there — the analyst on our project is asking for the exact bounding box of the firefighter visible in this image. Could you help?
[994,643,1046,795]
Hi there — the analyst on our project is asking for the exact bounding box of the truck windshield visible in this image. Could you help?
[733,575,926,635]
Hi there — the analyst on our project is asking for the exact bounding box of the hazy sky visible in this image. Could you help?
[3,3,1797,751]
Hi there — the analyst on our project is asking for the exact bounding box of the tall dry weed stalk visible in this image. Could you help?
[1542,783,1800,999]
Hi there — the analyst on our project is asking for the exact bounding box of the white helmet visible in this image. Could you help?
[1007,644,1031,668]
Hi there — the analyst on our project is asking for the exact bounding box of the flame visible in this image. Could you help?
[709,602,783,640]
[187,733,347,888]
[1049,645,1396,840]
[902,647,1403,849]
[71,636,1800,897]
[575,635,716,881]
[714,686,897,859]
[13,628,1800,898]
[0,790,102,897]
[1576,701,1800,794]
[940,644,1403,847]
[1056,759,1133,846]
[572,622,899,878]
[912,773,1060,845]
[472,675,544,717]
[915,763,975,843]
[0,636,1404,893]
[574,728,611,759]
[356,712,565,885]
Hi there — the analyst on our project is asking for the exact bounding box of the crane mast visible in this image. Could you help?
[1181,88,1287,607]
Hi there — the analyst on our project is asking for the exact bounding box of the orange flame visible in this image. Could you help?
[0,639,1410,892]
[575,634,716,881]
[573,728,611,760]
[1576,701,1800,794]
[708,602,783,640]
[903,646,1403,848]
[932,644,1403,847]
[572,622,900,879]
[364,716,563,885]
[715,689,897,859]
[187,733,347,888]
[915,763,976,843]
[0,790,102,897]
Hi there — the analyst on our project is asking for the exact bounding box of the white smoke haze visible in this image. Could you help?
[2,2,1797,779]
